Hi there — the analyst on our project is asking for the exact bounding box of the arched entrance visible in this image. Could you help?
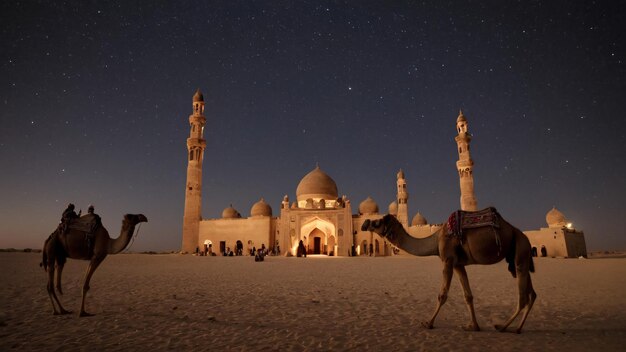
[299,217,336,256]
[309,228,324,254]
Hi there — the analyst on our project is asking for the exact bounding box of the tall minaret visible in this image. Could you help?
[396,169,409,227]
[455,110,478,211]
[182,89,207,253]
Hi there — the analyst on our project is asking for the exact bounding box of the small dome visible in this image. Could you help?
[296,166,338,203]
[397,169,405,180]
[193,89,204,102]
[546,207,566,227]
[250,198,272,217]
[222,205,240,219]
[388,201,398,216]
[359,196,379,215]
[457,109,466,123]
[411,212,428,226]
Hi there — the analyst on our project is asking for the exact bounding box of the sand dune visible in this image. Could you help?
[1,252,625,351]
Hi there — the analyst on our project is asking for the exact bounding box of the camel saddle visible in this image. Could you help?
[68,214,101,234]
[446,207,500,242]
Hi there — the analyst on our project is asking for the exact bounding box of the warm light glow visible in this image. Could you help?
[566,223,573,229]
[291,243,299,256]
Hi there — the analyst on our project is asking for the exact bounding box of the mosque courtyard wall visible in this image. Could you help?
[199,217,273,255]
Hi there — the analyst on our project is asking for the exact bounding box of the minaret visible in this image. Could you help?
[455,109,478,211]
[396,169,409,227]
[182,89,207,253]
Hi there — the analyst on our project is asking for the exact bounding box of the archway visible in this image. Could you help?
[299,217,336,256]
[309,228,324,254]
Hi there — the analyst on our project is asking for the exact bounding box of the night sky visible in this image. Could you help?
[1,1,624,251]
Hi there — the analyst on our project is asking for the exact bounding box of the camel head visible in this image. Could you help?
[361,215,398,241]
[124,214,148,225]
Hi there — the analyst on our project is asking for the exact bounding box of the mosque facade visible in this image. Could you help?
[181,90,587,258]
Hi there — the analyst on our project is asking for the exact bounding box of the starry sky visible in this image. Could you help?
[1,1,624,251]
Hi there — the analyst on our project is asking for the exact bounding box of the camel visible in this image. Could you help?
[361,208,536,333]
[42,213,148,317]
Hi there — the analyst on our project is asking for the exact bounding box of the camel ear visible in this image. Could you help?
[361,219,371,231]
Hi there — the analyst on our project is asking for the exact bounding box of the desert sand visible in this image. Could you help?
[1,252,625,351]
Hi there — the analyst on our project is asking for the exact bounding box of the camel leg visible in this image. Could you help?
[422,258,454,329]
[495,269,534,333]
[55,261,64,295]
[454,266,480,331]
[46,261,70,315]
[79,256,104,317]
[513,274,536,333]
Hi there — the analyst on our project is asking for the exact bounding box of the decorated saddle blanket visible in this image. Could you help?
[447,207,500,241]
[68,214,101,234]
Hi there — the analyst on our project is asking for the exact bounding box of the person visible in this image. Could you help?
[83,205,101,254]
[60,203,80,233]
[297,240,306,258]
[86,204,102,223]
[369,243,374,257]
[61,203,79,222]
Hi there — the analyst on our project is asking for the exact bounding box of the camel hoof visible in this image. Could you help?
[421,321,434,329]
[494,324,507,332]
[79,311,94,317]
[463,324,480,331]
[54,309,71,316]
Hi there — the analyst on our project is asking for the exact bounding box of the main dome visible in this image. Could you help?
[546,207,566,227]
[296,166,338,203]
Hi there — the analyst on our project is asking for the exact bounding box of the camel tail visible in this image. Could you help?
[40,233,53,270]
[41,246,47,270]
[505,240,516,278]
[505,226,536,278]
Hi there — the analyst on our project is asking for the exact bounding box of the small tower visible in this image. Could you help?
[396,169,409,227]
[455,110,477,211]
[182,89,207,253]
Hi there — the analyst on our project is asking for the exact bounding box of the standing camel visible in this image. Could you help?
[361,208,536,333]
[42,213,148,316]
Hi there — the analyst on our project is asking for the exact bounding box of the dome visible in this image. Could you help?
[222,205,240,219]
[546,207,566,227]
[457,109,466,123]
[388,201,398,216]
[250,198,272,217]
[397,169,405,180]
[411,212,428,226]
[193,89,204,102]
[296,166,338,202]
[359,196,379,215]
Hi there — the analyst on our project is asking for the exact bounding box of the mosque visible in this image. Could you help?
[181,90,587,258]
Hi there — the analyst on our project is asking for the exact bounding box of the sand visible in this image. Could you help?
[1,252,625,351]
